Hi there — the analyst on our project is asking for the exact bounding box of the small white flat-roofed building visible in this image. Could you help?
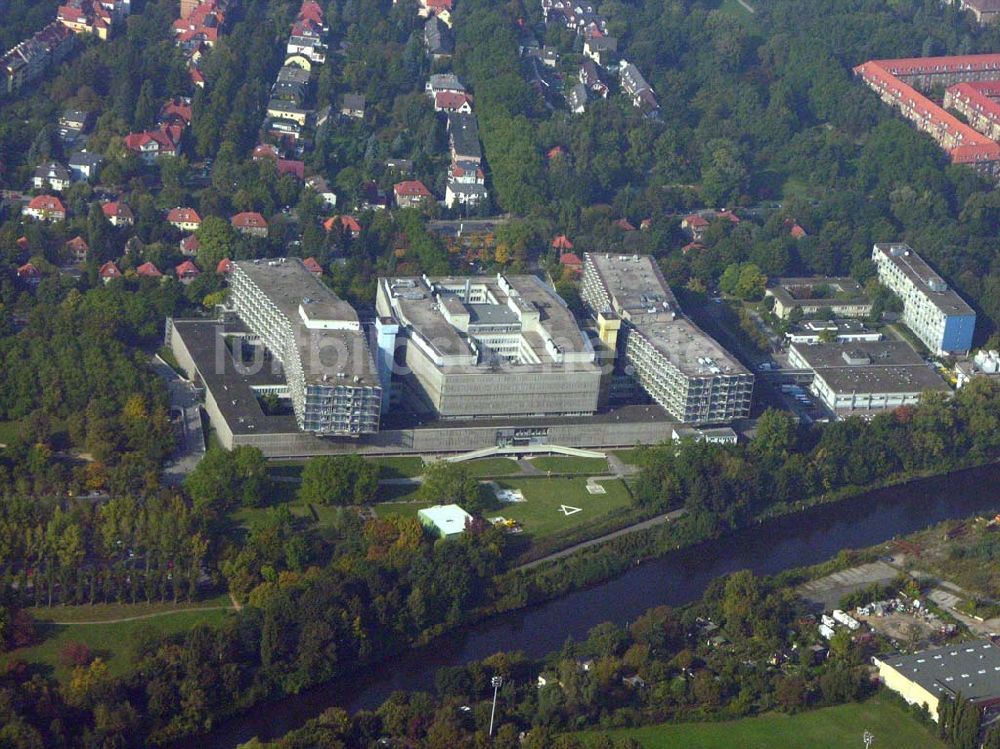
[874,640,1000,721]
[418,504,472,538]
[788,340,949,416]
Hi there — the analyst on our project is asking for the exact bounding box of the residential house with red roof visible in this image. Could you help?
[168,207,201,232]
[23,195,66,222]
[216,258,232,274]
[123,130,177,163]
[102,201,133,226]
[180,235,200,256]
[175,259,201,283]
[65,235,89,261]
[324,215,361,236]
[231,211,268,237]
[559,252,583,276]
[99,261,121,283]
[17,262,41,285]
[615,218,636,232]
[552,234,573,251]
[136,261,162,278]
[57,0,114,40]
[434,91,473,113]
[394,180,434,208]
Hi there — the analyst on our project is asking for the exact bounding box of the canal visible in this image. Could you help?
[178,462,1000,747]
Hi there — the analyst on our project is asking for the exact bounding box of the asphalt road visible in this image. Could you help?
[151,355,206,484]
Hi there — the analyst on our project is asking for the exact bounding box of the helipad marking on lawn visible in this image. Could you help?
[559,505,582,516]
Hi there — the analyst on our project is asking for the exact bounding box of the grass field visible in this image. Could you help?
[460,457,522,477]
[6,596,236,681]
[488,477,632,539]
[528,456,610,475]
[612,448,655,466]
[0,420,21,445]
[576,697,943,748]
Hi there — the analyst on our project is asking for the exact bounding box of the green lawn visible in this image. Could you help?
[372,499,431,519]
[459,457,523,477]
[6,598,236,681]
[577,697,943,749]
[487,477,632,539]
[528,456,610,475]
[0,420,21,445]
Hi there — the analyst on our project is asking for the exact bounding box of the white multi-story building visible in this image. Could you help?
[581,253,753,423]
[872,243,975,355]
[229,258,381,435]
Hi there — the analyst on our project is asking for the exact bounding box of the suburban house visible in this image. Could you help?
[340,93,366,119]
[394,180,434,208]
[17,262,42,285]
[434,91,473,113]
[424,16,454,59]
[32,161,72,192]
[167,207,201,232]
[568,83,587,114]
[323,214,361,236]
[305,175,337,207]
[102,201,134,227]
[267,99,309,126]
[123,130,178,163]
[68,150,103,182]
[65,235,89,262]
[583,36,616,65]
[231,211,269,237]
[579,59,608,97]
[179,235,200,256]
[175,259,201,283]
[216,258,233,274]
[559,251,583,276]
[426,73,465,97]
[23,195,66,222]
[302,257,323,275]
[619,60,659,113]
[136,261,162,278]
[99,260,122,283]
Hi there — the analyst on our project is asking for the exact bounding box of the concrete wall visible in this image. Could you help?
[226,417,676,458]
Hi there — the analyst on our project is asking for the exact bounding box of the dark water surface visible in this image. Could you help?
[177,463,1000,748]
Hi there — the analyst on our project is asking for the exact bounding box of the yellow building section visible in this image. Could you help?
[875,658,942,721]
[267,106,307,126]
[283,55,312,72]
[59,20,109,40]
[597,311,621,352]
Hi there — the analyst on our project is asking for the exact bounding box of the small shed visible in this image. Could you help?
[418,504,472,538]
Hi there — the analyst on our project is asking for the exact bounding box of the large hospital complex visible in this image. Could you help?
[166,251,755,456]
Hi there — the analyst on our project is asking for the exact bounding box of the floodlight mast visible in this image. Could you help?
[489,675,503,736]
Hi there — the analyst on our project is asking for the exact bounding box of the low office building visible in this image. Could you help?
[671,426,738,445]
[375,273,602,419]
[418,504,472,538]
[874,640,1000,721]
[788,340,948,415]
[766,277,872,320]
[581,253,753,424]
[228,258,381,435]
[872,243,975,355]
[785,320,882,345]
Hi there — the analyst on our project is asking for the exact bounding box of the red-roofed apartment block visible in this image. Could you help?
[854,54,1000,176]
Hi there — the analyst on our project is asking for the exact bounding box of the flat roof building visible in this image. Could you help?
[418,503,472,538]
[375,273,602,419]
[872,243,975,355]
[229,258,381,435]
[765,277,872,320]
[874,640,1000,721]
[788,339,948,416]
[581,253,753,424]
